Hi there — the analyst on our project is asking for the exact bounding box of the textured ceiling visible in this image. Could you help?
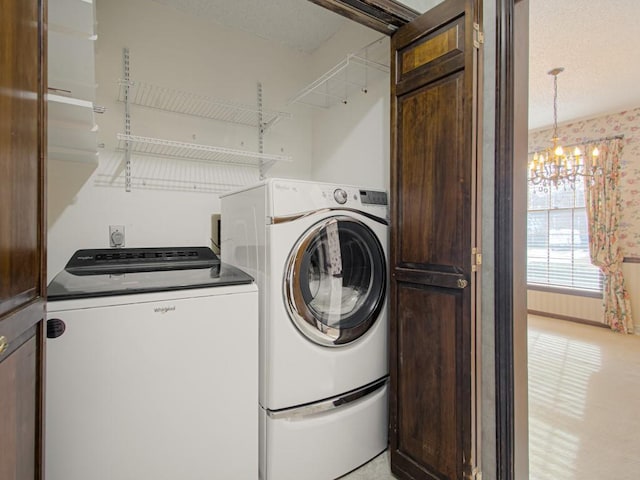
[150,0,640,129]
[529,0,640,129]
[149,0,346,54]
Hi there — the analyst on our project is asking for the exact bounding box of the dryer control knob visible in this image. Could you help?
[333,188,348,205]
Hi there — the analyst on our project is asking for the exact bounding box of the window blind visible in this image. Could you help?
[527,180,602,292]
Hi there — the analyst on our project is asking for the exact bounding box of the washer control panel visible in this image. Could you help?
[319,187,388,207]
[270,179,388,218]
[359,189,388,206]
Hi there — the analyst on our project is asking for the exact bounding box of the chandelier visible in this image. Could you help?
[528,67,601,190]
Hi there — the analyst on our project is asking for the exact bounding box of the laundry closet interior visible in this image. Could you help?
[48,0,391,277]
[47,0,395,479]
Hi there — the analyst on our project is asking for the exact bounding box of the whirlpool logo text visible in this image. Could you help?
[154,306,176,314]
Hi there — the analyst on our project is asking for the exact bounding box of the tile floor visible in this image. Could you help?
[340,451,394,479]
[343,315,640,479]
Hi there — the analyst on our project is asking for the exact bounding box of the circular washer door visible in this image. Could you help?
[283,215,386,346]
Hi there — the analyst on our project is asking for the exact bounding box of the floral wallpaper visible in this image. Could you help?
[529,106,640,258]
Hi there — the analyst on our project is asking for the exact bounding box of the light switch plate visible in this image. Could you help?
[109,225,125,248]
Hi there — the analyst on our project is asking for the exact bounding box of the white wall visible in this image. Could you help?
[310,76,389,190]
[307,25,389,190]
[527,290,603,322]
[47,0,318,280]
[47,0,394,280]
[400,0,444,12]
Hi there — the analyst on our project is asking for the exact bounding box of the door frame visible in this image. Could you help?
[308,1,522,479]
[494,0,517,478]
[308,0,419,33]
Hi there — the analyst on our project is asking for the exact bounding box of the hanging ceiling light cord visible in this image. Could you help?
[552,69,560,151]
[547,67,564,157]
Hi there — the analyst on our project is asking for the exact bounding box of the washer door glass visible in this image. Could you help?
[284,216,386,346]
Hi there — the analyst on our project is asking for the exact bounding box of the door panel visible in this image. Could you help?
[398,73,464,269]
[0,0,42,317]
[398,18,463,80]
[397,285,458,479]
[390,0,480,479]
[0,334,38,480]
[0,0,47,478]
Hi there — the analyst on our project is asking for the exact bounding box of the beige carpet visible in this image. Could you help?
[528,315,640,480]
[345,315,640,479]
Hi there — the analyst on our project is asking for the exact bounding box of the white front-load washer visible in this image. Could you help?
[221,178,389,480]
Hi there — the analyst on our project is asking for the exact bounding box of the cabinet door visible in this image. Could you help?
[389,0,481,479]
[0,336,39,480]
[0,0,47,478]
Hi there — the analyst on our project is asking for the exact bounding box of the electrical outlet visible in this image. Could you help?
[109,225,125,248]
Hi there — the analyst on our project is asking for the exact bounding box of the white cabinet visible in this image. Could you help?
[48,0,98,164]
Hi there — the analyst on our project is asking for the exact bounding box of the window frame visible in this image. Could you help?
[526,182,603,295]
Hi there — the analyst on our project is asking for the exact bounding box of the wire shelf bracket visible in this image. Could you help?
[117,48,292,191]
[122,47,132,192]
[288,36,390,109]
[116,80,291,131]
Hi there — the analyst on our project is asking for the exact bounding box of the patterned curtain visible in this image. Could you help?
[584,137,633,333]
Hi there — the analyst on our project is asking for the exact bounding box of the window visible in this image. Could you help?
[527,180,602,293]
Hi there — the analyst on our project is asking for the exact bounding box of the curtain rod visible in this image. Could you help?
[528,134,624,155]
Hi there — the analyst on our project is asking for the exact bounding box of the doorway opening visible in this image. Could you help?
[525,1,640,478]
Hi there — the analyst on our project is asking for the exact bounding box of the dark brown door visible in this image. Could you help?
[0,0,47,478]
[389,0,481,479]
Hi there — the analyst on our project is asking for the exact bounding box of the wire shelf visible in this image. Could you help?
[94,174,246,194]
[289,37,390,109]
[117,81,291,129]
[116,134,291,167]
[94,150,260,194]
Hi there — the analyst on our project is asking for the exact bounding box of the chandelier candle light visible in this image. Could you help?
[528,67,601,190]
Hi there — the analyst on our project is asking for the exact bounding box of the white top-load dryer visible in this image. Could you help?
[221,179,389,480]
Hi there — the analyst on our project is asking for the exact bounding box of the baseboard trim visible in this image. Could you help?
[527,310,609,329]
